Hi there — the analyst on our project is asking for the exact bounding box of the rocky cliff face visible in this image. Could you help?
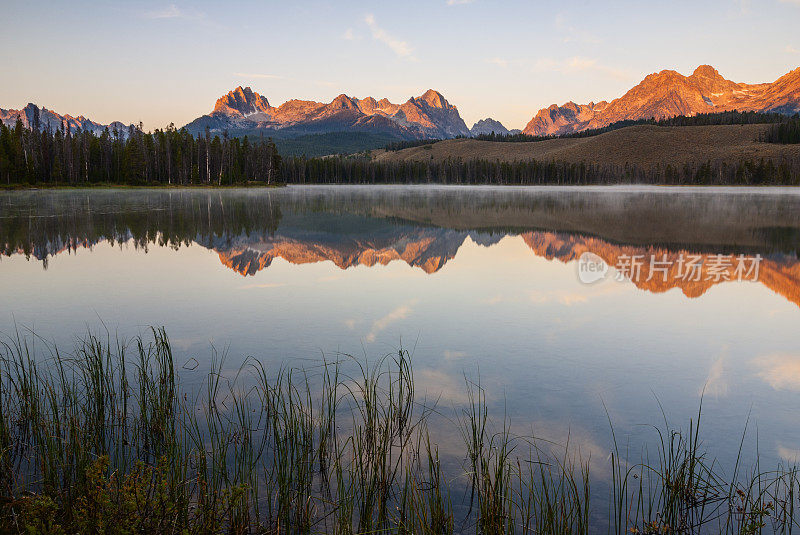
[212,86,272,118]
[470,118,511,136]
[184,87,470,140]
[0,103,132,136]
[523,101,607,136]
[523,65,800,136]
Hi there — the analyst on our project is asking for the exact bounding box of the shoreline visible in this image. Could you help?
[3,182,800,191]
[0,181,287,191]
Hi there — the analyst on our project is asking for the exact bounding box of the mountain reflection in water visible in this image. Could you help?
[2,186,800,307]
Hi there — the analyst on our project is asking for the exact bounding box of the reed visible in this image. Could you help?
[0,327,797,534]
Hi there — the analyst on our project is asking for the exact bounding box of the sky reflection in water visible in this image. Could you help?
[1,185,799,476]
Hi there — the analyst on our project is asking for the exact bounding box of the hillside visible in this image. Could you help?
[374,123,800,168]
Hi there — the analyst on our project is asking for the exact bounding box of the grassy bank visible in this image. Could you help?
[0,328,797,534]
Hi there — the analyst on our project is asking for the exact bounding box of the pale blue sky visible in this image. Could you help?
[2,0,799,131]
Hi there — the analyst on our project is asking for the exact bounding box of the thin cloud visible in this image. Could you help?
[701,350,729,398]
[754,353,800,391]
[488,57,509,68]
[555,14,600,44]
[144,4,212,25]
[778,444,800,463]
[415,369,470,404]
[533,56,631,81]
[145,4,182,19]
[447,0,475,5]
[237,282,288,290]
[343,28,359,41]
[736,0,751,14]
[365,300,417,342]
[233,72,284,80]
[786,45,800,54]
[529,289,588,306]
[443,350,467,361]
[364,14,415,60]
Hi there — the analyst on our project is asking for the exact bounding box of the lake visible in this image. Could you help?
[2,185,799,531]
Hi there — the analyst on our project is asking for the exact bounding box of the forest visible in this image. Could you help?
[762,116,800,144]
[280,155,799,186]
[1,111,799,187]
[0,119,282,186]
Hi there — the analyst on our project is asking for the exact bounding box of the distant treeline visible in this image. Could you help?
[1,115,799,187]
[280,156,799,186]
[384,138,443,151]
[763,116,800,144]
[0,119,281,186]
[274,131,402,157]
[473,110,794,143]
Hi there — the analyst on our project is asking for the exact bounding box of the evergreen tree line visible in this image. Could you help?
[763,116,800,144]
[1,114,799,186]
[384,138,448,151]
[280,155,800,186]
[0,119,281,186]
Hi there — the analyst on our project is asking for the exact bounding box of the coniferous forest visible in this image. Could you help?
[763,116,800,144]
[0,120,282,186]
[1,114,799,187]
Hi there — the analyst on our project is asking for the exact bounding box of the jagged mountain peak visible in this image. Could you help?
[358,96,378,109]
[470,118,511,137]
[329,94,360,110]
[415,89,450,109]
[213,86,272,117]
[691,64,721,78]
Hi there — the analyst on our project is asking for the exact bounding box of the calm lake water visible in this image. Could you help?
[2,185,800,513]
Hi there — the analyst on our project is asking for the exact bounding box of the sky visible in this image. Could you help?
[2,0,800,132]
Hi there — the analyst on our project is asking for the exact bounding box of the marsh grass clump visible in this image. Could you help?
[0,327,798,534]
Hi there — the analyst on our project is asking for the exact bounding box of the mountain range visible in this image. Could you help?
[3,64,800,148]
[0,103,132,137]
[183,86,471,140]
[212,230,800,310]
[8,223,799,309]
[523,65,800,136]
